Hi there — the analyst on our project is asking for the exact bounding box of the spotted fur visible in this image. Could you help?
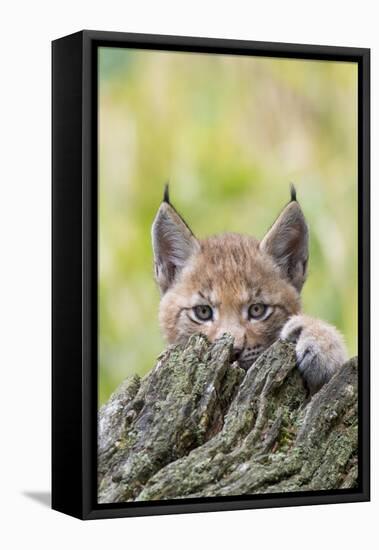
[151,187,347,392]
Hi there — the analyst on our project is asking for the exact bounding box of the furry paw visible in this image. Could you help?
[280,314,348,394]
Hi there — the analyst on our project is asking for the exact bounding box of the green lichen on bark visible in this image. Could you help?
[98,335,358,504]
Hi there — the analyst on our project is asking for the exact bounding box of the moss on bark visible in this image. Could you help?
[98,335,358,503]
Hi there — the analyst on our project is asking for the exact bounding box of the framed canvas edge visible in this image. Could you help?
[52,31,85,520]
[52,30,370,521]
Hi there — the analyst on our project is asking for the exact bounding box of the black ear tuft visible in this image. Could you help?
[260,198,308,292]
[290,183,297,202]
[163,183,170,204]
[152,194,199,294]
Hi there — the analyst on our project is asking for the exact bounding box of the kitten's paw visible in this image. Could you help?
[280,314,348,394]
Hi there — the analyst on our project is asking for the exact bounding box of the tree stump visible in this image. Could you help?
[98,334,358,503]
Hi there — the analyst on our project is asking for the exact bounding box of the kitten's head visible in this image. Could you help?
[151,185,308,370]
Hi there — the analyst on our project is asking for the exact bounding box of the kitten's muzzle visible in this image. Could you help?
[231,347,243,362]
[235,346,264,371]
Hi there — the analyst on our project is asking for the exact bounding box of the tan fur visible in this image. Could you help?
[159,233,300,369]
[152,189,348,391]
[280,314,347,392]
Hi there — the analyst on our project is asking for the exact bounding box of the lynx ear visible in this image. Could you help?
[152,186,199,294]
[260,187,309,292]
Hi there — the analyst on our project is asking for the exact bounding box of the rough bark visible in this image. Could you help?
[98,334,358,503]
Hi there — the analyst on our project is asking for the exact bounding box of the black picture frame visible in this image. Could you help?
[52,30,370,520]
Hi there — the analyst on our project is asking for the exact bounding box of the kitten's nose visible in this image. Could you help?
[231,347,243,362]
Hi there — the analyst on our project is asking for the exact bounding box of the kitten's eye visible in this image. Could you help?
[193,305,213,321]
[248,303,271,321]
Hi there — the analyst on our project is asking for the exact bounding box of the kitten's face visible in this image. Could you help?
[152,187,308,370]
[158,234,301,369]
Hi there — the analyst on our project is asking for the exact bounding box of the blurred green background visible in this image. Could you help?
[98,47,358,406]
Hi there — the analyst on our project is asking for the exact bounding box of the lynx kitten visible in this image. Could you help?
[152,185,347,393]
